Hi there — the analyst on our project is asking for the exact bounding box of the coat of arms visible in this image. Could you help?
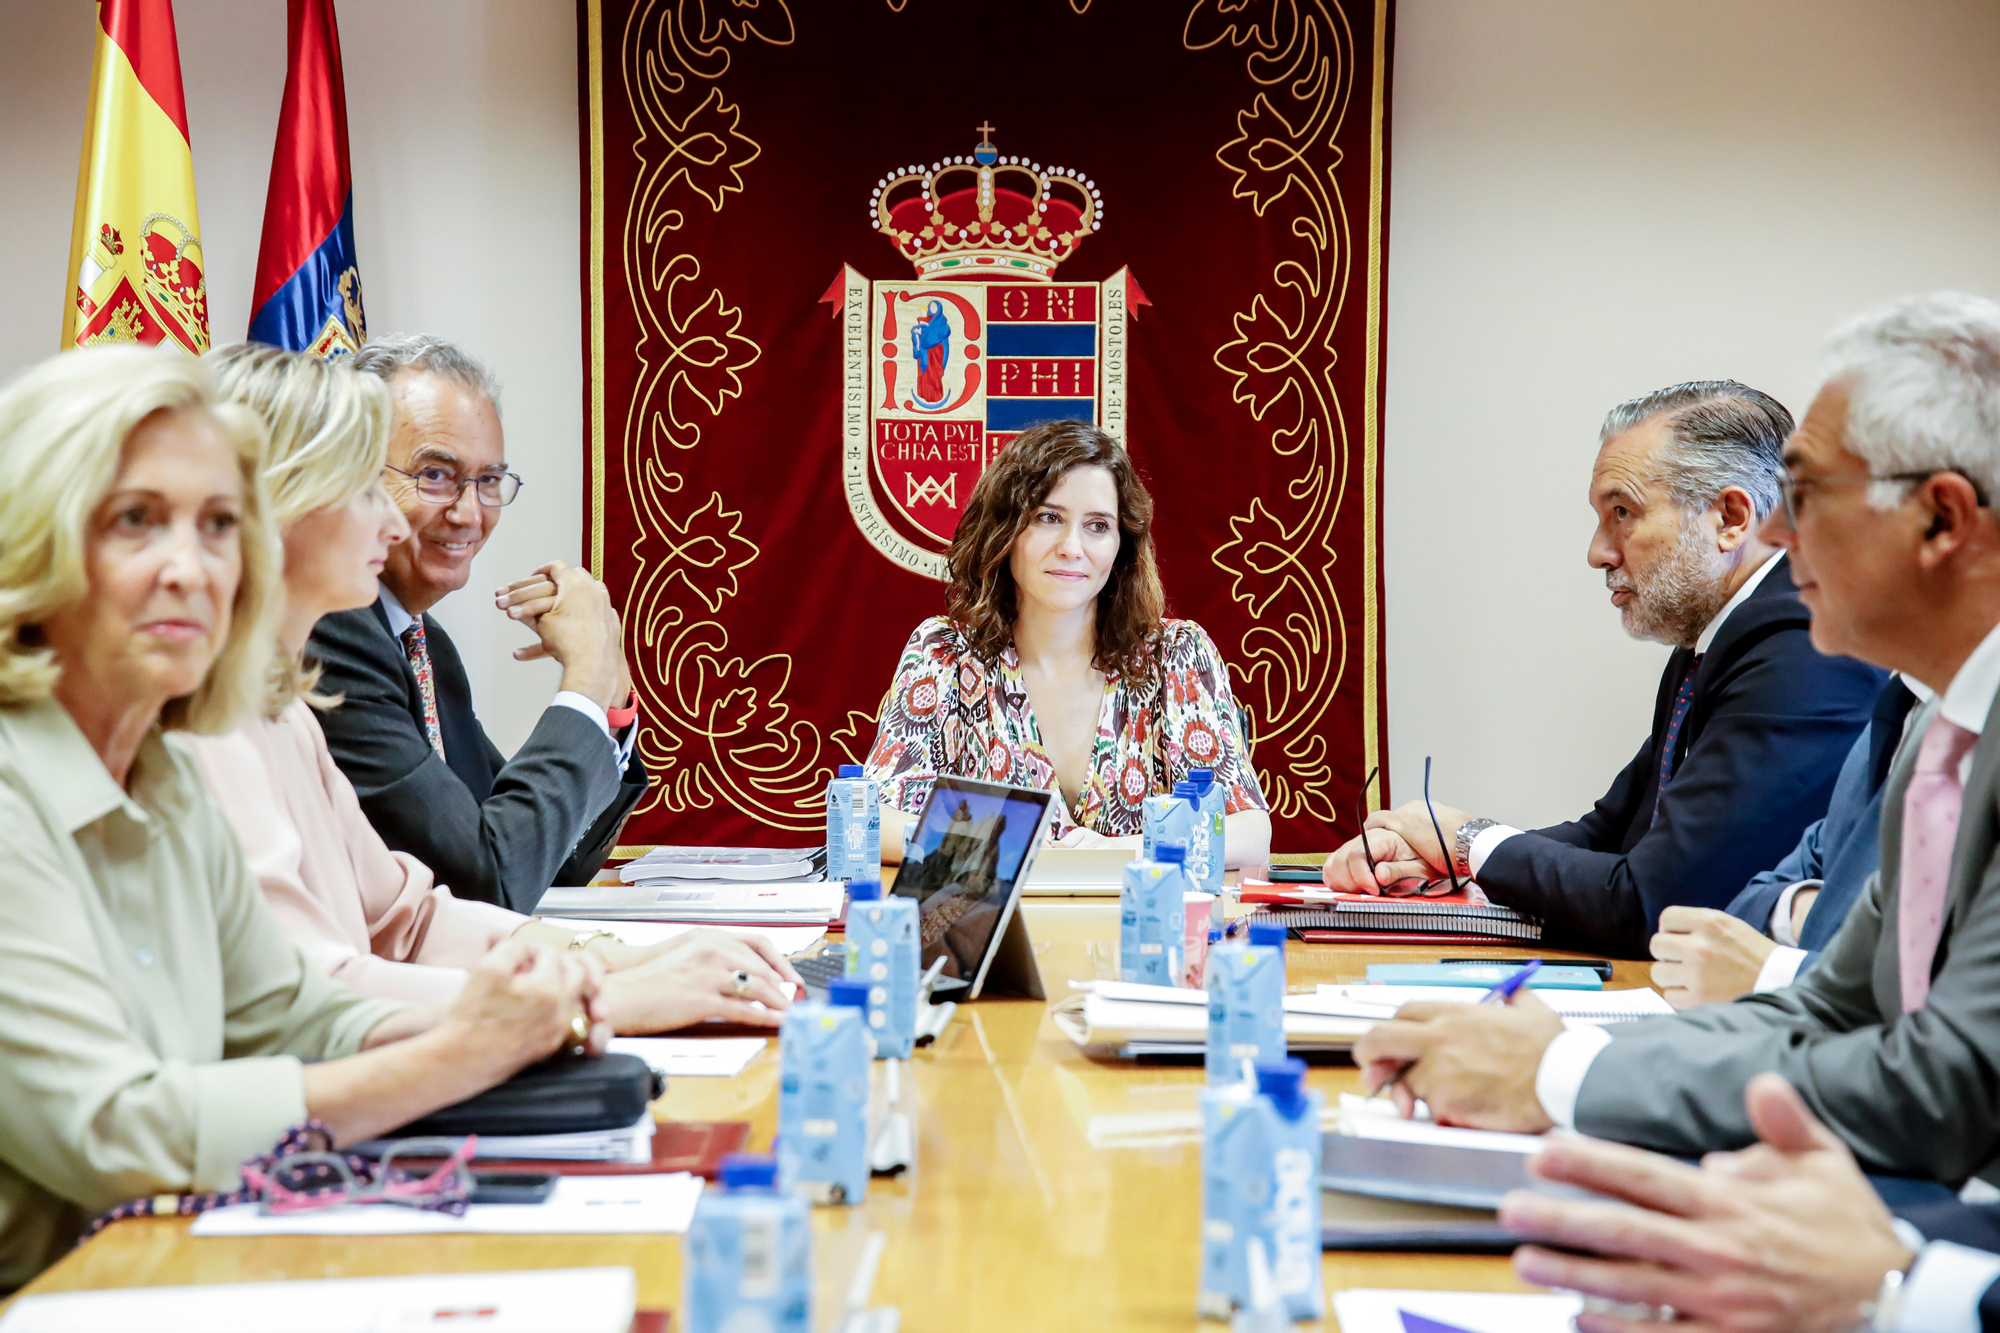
[826,125,1146,580]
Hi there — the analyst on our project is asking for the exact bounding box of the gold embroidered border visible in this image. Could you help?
[1188,0,1387,824]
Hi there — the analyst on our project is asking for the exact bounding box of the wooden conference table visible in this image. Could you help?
[16,867,1647,1329]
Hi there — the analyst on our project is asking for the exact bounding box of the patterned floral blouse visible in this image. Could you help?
[865,616,1268,837]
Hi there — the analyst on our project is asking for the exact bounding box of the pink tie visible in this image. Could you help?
[1898,714,1980,1012]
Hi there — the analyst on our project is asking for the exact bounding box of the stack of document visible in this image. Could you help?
[1050,980,1378,1054]
[1314,982,1674,1027]
[353,1112,655,1165]
[0,1268,640,1333]
[618,845,824,885]
[534,880,846,924]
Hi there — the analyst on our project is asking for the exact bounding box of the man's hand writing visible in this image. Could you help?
[1351,992,1563,1132]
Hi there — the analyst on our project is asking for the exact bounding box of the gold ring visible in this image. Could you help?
[568,1011,591,1054]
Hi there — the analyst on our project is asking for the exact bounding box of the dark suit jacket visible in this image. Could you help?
[1574,684,2000,1185]
[307,601,649,913]
[1478,555,1885,956]
[1727,679,1918,966]
[1893,1200,2000,1329]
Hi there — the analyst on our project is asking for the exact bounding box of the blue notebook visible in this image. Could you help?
[1363,963,1604,991]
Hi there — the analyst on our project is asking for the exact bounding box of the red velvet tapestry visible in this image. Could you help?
[579,0,1394,852]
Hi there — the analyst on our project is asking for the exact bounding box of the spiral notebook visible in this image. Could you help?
[1255,899,1543,942]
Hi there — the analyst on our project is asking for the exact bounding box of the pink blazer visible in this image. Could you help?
[182,700,524,1006]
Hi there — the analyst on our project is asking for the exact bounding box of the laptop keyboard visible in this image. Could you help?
[794,947,848,999]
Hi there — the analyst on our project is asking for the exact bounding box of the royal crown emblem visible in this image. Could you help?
[826,125,1146,580]
[74,212,210,354]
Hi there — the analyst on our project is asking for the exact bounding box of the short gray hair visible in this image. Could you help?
[1599,380,1791,520]
[351,332,502,414]
[1819,291,2000,508]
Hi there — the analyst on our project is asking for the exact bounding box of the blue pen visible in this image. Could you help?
[1368,958,1544,1102]
[1477,958,1543,1005]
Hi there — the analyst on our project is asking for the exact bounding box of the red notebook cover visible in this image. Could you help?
[1299,930,1526,946]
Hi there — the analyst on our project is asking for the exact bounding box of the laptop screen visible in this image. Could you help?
[893,777,1053,986]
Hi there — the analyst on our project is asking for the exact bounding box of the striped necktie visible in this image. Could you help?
[401,620,447,761]
[1650,652,1702,827]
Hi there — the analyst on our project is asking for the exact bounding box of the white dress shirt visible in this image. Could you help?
[377,586,634,766]
[1468,550,1787,876]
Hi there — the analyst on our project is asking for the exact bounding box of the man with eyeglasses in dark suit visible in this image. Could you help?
[308,334,648,913]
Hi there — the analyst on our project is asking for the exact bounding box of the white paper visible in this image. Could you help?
[1049,990,1374,1050]
[1066,979,1391,1015]
[537,917,828,956]
[609,1035,767,1077]
[189,1172,703,1237]
[1332,1289,1583,1333]
[618,845,819,881]
[0,1268,639,1333]
[535,882,842,923]
[1333,1093,1550,1155]
[1316,982,1674,1025]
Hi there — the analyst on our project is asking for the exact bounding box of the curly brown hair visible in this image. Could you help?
[944,420,1166,681]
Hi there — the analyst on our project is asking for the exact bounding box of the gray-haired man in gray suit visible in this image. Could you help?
[1353,291,2000,1186]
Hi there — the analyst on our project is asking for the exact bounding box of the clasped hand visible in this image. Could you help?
[1321,799,1476,893]
[494,560,631,709]
[440,936,611,1082]
[1500,1074,1915,1333]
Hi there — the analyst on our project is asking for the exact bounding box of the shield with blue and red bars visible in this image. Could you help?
[835,268,1140,580]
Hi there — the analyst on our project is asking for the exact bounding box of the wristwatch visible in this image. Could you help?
[1453,818,1499,880]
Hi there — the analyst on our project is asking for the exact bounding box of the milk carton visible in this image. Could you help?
[682,1152,813,1333]
[825,764,880,883]
[1204,921,1288,1085]
[776,979,872,1204]
[1197,1059,1326,1323]
[1142,789,1195,864]
[844,879,919,1059]
[1183,891,1216,988]
[1186,767,1229,895]
[1120,843,1188,986]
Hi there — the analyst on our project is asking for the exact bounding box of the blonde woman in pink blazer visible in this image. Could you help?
[185,344,799,1030]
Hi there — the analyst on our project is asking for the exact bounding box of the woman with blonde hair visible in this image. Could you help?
[185,342,798,1025]
[0,346,605,1290]
[866,420,1271,865]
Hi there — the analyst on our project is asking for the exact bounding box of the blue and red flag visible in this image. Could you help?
[248,0,364,356]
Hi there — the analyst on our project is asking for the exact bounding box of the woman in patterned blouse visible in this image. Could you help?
[866,421,1271,867]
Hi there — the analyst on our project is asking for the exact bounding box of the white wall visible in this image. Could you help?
[6,0,2000,812]
[1383,0,2000,825]
[0,0,581,757]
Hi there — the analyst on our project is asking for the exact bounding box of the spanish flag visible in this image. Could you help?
[62,0,209,353]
